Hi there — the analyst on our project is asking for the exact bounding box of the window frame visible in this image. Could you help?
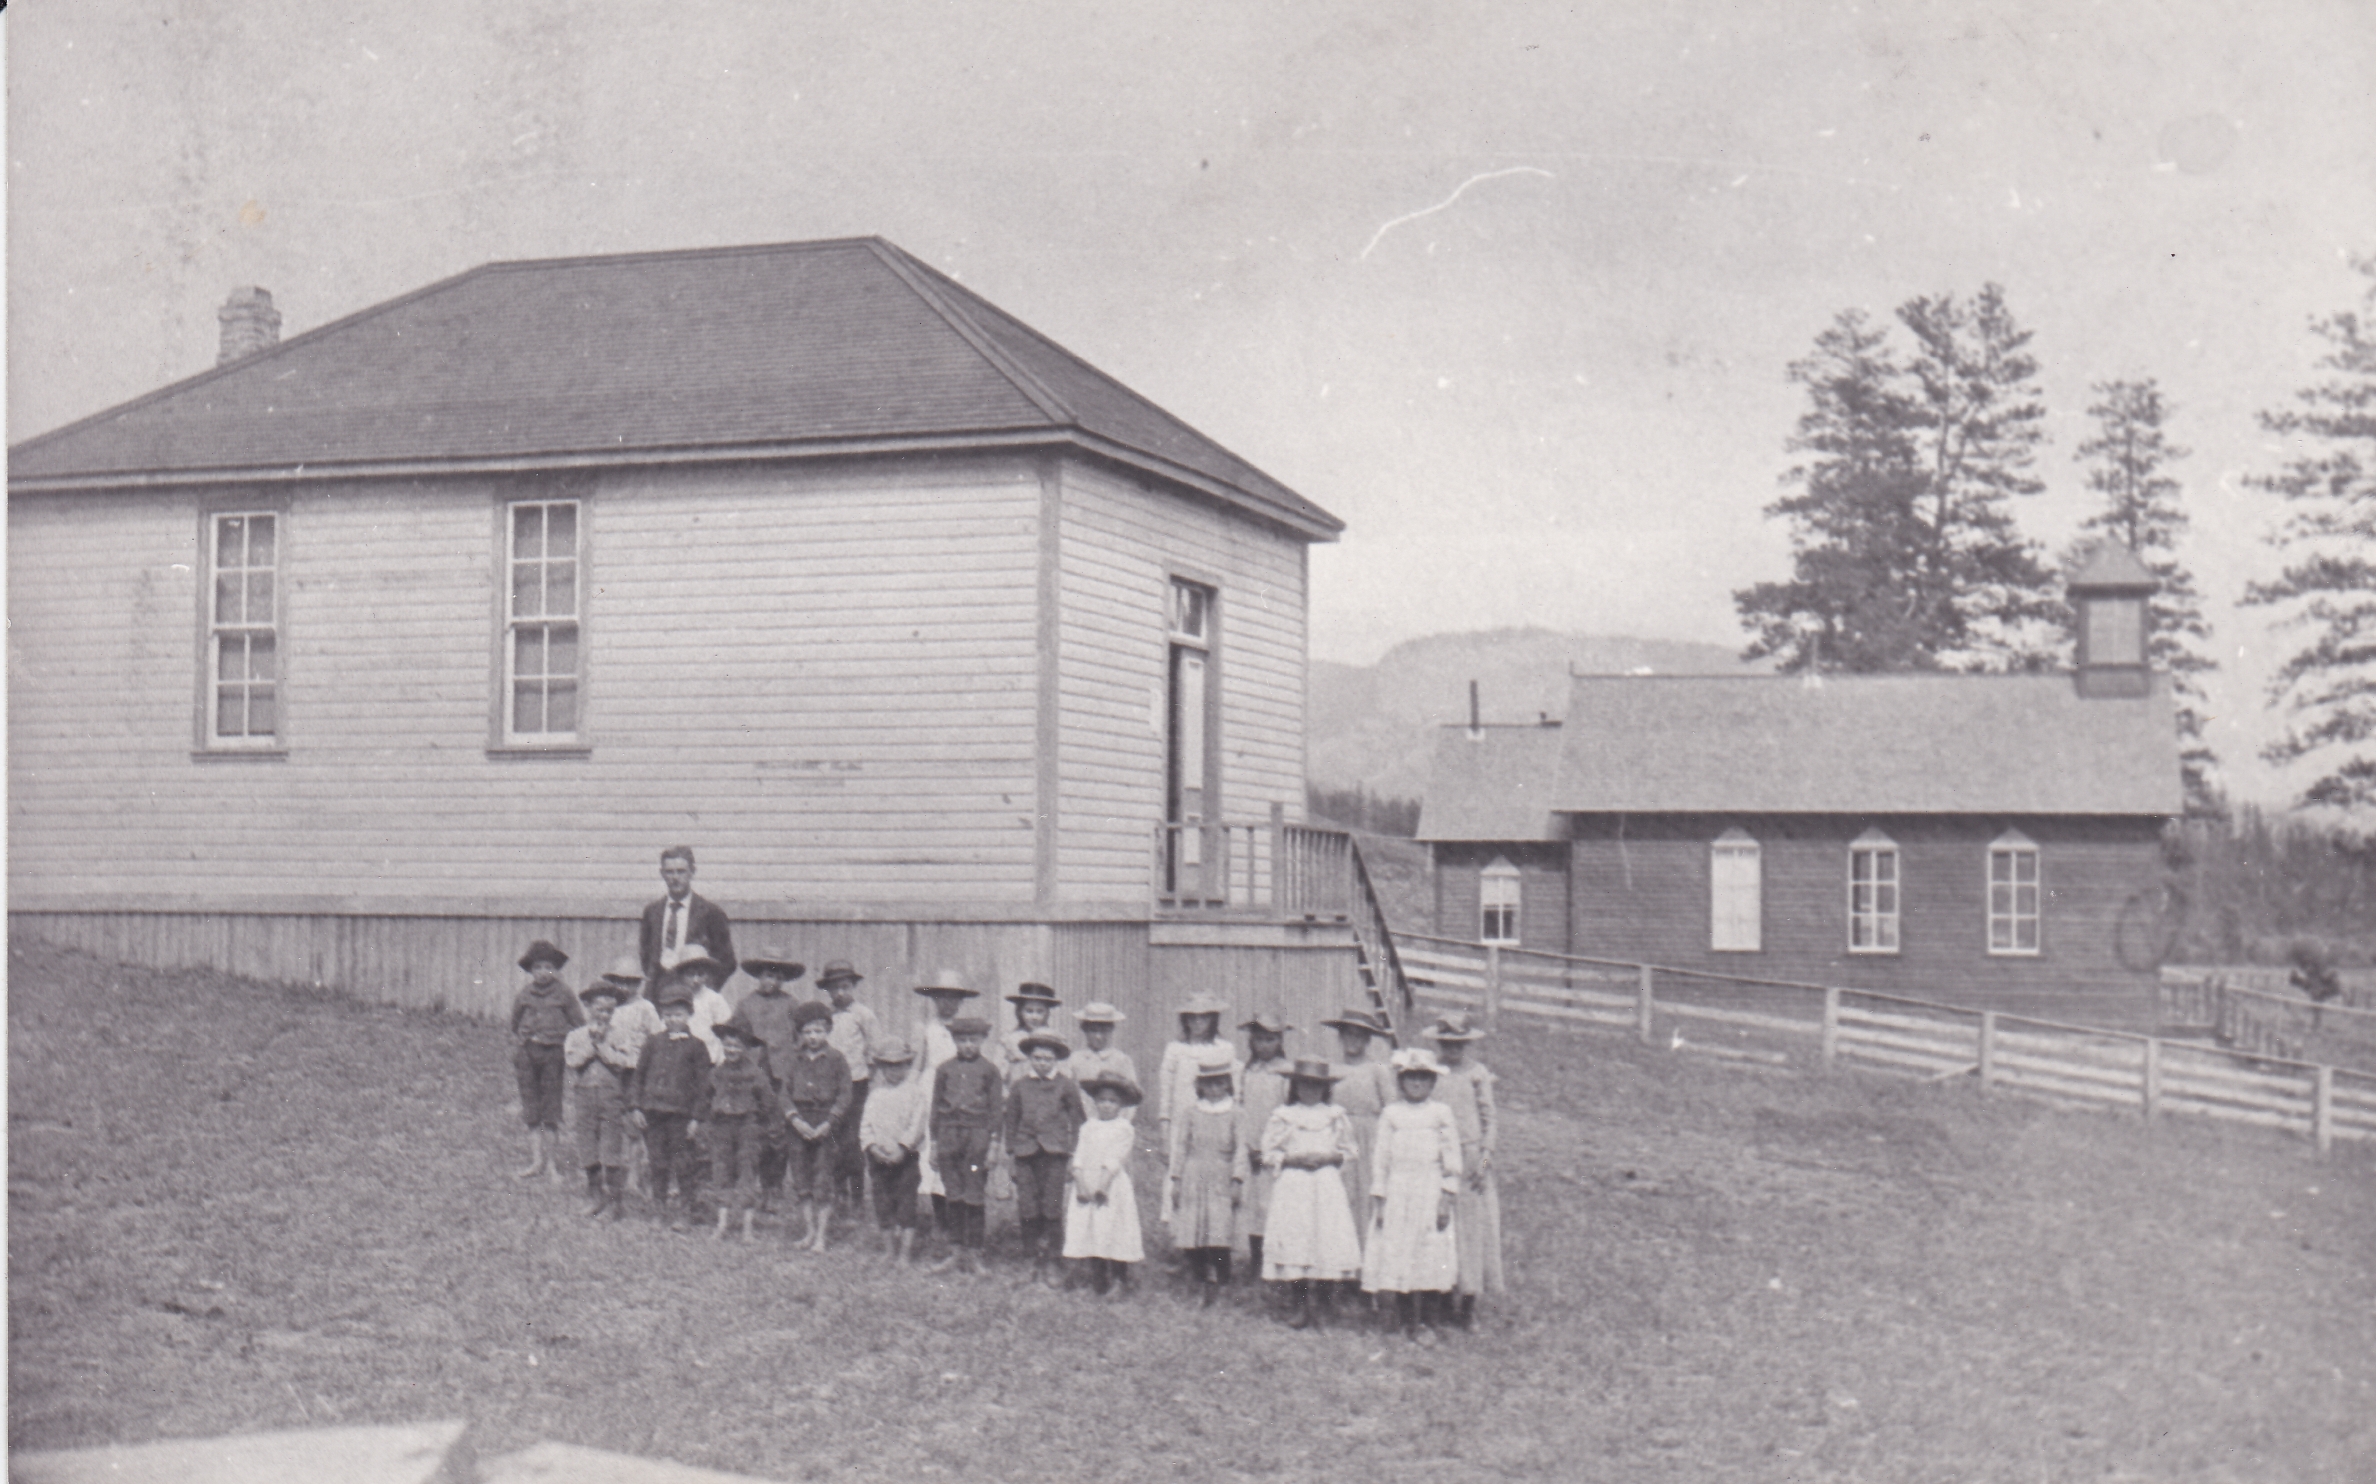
[1709,828,1762,952]
[1986,829,2042,956]
[489,488,592,755]
[1847,828,1901,955]
[1479,856,1522,946]
[192,495,289,759]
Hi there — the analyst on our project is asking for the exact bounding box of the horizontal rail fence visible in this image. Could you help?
[1401,934,2376,1154]
[2158,967,2376,1068]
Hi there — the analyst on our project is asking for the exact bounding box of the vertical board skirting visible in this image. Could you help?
[11,910,1363,1087]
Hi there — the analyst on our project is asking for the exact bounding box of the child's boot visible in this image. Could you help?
[1287,1280,1314,1330]
[582,1165,608,1218]
[1417,1291,1443,1348]
[515,1127,547,1180]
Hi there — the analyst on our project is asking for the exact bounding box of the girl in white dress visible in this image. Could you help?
[1361,1048,1462,1346]
[1258,1057,1366,1330]
[1428,1013,1505,1328]
[1064,1075,1146,1297]
[910,972,976,1248]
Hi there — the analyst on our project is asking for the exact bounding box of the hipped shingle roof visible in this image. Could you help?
[10,237,1340,539]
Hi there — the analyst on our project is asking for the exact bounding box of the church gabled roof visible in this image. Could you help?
[1420,670,2183,836]
[9,237,1341,540]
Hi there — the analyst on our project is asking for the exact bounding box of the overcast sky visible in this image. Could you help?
[9,1,2372,801]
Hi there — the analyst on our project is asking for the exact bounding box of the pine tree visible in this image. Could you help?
[2244,257,2376,831]
[1738,285,2059,672]
[2073,379,2220,812]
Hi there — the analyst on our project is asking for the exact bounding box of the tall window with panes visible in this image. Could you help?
[208,511,278,746]
[1848,830,1900,953]
[1479,857,1521,945]
[1987,831,2041,954]
[505,500,580,743]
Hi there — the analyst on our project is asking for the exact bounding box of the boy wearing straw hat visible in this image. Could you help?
[510,940,584,1183]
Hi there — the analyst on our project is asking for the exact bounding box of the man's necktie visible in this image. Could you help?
[666,899,682,953]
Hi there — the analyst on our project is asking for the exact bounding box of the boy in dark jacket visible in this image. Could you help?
[926,1016,1003,1275]
[706,1019,783,1242]
[782,1001,853,1253]
[631,980,713,1232]
[1004,1032,1086,1287]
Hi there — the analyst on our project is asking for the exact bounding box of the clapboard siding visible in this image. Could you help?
[1051,458,1309,898]
[9,457,1063,909]
[1564,813,2165,1023]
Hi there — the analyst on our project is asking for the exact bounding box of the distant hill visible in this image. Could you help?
[1309,627,1760,800]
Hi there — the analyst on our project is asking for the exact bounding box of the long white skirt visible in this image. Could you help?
[1063,1170,1144,1262]
[1261,1166,1363,1282]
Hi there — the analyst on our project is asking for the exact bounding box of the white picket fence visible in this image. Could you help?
[1397,934,2376,1154]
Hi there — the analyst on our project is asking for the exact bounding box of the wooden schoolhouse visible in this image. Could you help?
[1418,545,2184,1023]
[7,237,1400,1072]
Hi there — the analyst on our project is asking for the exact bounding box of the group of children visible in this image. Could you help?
[510,944,1504,1341]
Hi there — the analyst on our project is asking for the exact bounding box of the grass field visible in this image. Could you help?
[10,934,2373,1482]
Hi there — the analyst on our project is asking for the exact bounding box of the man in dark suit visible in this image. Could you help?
[639,845,737,987]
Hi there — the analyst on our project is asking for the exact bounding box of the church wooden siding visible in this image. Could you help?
[1053,459,1309,900]
[7,455,1057,913]
[1564,813,2166,1026]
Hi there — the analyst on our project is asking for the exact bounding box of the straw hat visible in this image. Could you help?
[1075,1001,1126,1026]
[599,955,646,988]
[1388,1047,1444,1078]
[1285,1056,1342,1085]
[913,969,979,999]
[1319,1007,1390,1035]
[1427,1012,1487,1043]
[741,949,806,980]
[517,940,569,972]
[1176,992,1229,1019]
[870,1036,917,1066]
[1238,1011,1294,1035]
[1017,1032,1071,1059]
[1078,1075,1144,1107]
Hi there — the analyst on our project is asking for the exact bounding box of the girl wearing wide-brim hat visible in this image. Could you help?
[1165,1043,1248,1305]
[1361,1048,1463,1345]
[1158,992,1241,1147]
[1257,1057,1365,1329]
[1064,1075,1146,1296]
[1427,1013,1504,1324]
[997,982,1066,1085]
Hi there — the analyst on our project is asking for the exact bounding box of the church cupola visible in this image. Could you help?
[2067,541,2157,699]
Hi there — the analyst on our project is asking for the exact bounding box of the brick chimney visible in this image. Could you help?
[216,287,281,366]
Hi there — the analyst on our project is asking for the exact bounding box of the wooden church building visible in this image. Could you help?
[8,238,1389,1066]
[1419,545,2184,1022]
